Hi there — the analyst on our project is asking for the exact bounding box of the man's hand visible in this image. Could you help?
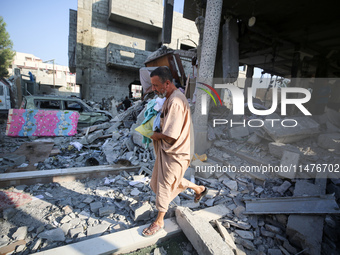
[151,132,176,144]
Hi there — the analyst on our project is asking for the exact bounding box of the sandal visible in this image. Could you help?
[142,222,164,237]
[194,187,208,203]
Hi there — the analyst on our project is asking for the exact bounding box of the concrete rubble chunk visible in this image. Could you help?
[60,215,72,224]
[277,181,292,195]
[268,142,300,158]
[60,222,72,235]
[223,180,238,191]
[69,227,84,238]
[265,224,282,234]
[176,207,234,255]
[105,122,122,134]
[279,151,299,179]
[268,249,283,255]
[228,126,249,139]
[246,133,262,145]
[133,202,153,221]
[235,230,254,240]
[233,206,245,218]
[263,116,320,143]
[206,189,219,199]
[234,237,256,251]
[87,223,109,237]
[12,226,28,240]
[215,220,237,252]
[286,180,324,255]
[32,238,42,252]
[38,228,66,242]
[82,130,104,145]
[99,206,116,217]
[90,201,103,213]
[317,133,340,151]
[130,188,140,196]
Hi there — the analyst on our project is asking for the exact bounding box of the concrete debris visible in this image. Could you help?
[317,133,340,151]
[176,207,234,255]
[0,94,339,255]
[268,142,300,158]
[263,116,320,143]
[38,228,66,242]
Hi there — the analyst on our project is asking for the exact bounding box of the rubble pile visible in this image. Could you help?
[0,102,339,254]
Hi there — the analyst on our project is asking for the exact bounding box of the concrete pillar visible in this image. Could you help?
[162,0,174,44]
[192,0,223,154]
[244,65,254,100]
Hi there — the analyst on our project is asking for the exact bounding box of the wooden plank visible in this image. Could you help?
[244,195,339,214]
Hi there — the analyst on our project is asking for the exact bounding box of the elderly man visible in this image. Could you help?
[142,66,207,237]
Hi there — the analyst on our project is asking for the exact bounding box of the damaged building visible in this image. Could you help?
[68,0,199,101]
[1,0,340,254]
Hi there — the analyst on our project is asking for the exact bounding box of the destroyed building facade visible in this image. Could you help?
[68,0,199,101]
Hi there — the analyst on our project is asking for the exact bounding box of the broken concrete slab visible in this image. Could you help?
[317,133,340,151]
[244,195,339,214]
[132,202,153,221]
[99,206,116,217]
[12,226,28,240]
[223,179,238,190]
[268,142,300,158]
[87,223,109,237]
[176,207,234,255]
[215,220,237,252]
[263,116,319,143]
[279,151,299,179]
[228,126,249,140]
[277,181,292,195]
[246,133,262,145]
[38,228,66,242]
[234,230,254,240]
[286,215,323,255]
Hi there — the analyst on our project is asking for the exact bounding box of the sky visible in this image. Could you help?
[0,0,184,67]
[0,0,263,78]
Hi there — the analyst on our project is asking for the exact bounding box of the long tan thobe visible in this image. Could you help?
[150,89,194,212]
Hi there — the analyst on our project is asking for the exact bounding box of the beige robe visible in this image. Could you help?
[150,89,194,212]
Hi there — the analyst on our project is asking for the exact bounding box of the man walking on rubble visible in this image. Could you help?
[142,66,207,237]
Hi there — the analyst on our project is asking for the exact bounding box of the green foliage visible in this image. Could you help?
[0,16,15,78]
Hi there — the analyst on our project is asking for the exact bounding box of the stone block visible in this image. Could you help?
[277,181,292,195]
[133,202,152,221]
[286,215,323,255]
[87,130,104,144]
[247,133,262,145]
[268,142,300,158]
[99,206,116,217]
[223,179,238,191]
[176,207,234,255]
[87,224,109,237]
[263,117,319,143]
[234,230,254,240]
[228,126,249,139]
[279,151,299,179]
[38,228,65,242]
[90,201,103,213]
[12,226,28,240]
[317,133,340,151]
